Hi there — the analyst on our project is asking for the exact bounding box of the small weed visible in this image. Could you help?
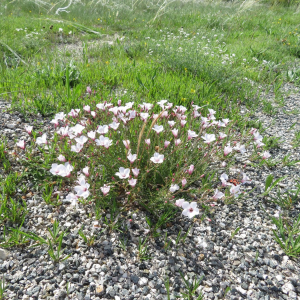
[271,214,300,258]
[262,136,281,149]
[0,198,28,225]
[138,237,151,261]
[47,232,71,263]
[262,174,287,197]
[269,186,300,210]
[230,227,240,239]
[78,227,99,247]
[179,271,204,300]
[262,100,277,116]
[292,130,300,147]
[281,154,300,167]
[0,224,30,248]
[0,276,7,300]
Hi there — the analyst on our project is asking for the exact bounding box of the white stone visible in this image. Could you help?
[282,282,295,294]
[138,277,148,286]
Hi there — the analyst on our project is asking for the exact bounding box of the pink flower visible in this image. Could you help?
[16,140,25,150]
[150,152,164,164]
[100,185,110,196]
[212,189,224,200]
[128,178,137,187]
[168,121,176,128]
[187,165,194,175]
[58,154,66,162]
[123,140,130,149]
[182,202,199,219]
[91,111,96,118]
[164,141,170,148]
[223,145,232,156]
[171,129,179,138]
[262,151,271,159]
[86,86,92,95]
[82,166,89,177]
[127,153,137,164]
[83,105,91,113]
[25,125,33,134]
[175,199,185,207]
[132,168,140,177]
[188,130,198,140]
[115,167,130,179]
[182,178,187,187]
[145,139,151,146]
[175,139,181,146]
[118,99,122,106]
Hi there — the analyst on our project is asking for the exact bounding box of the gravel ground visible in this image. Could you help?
[0,84,300,300]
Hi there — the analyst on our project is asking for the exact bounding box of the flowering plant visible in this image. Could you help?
[17,96,271,220]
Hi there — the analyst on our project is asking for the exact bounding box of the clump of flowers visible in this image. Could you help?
[17,96,271,220]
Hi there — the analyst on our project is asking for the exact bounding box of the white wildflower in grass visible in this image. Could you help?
[128,178,137,187]
[261,151,271,159]
[115,167,130,179]
[212,189,224,200]
[123,140,130,149]
[127,153,137,164]
[87,131,96,140]
[152,125,164,134]
[241,172,251,184]
[132,168,140,177]
[182,202,199,218]
[82,166,89,177]
[175,199,185,207]
[100,185,110,196]
[230,185,241,198]
[75,135,88,145]
[71,143,83,153]
[150,152,164,164]
[58,154,66,162]
[220,173,228,187]
[97,125,109,135]
[201,133,216,144]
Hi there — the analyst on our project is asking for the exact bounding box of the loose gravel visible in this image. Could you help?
[0,84,300,300]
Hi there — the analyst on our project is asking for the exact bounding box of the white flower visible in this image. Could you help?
[109,121,120,130]
[36,133,47,145]
[201,133,216,144]
[253,131,263,141]
[219,132,227,140]
[95,136,112,148]
[71,143,83,153]
[83,105,91,113]
[262,151,271,159]
[127,153,137,164]
[74,177,90,199]
[123,140,130,149]
[175,199,185,207]
[182,202,199,219]
[58,28,63,32]
[69,124,85,135]
[132,168,140,177]
[58,154,66,162]
[140,113,149,121]
[54,112,66,120]
[75,135,88,145]
[66,193,78,206]
[212,189,224,200]
[169,184,179,193]
[152,125,164,134]
[68,109,80,117]
[150,152,164,164]
[16,140,25,150]
[168,121,176,128]
[171,129,179,138]
[188,130,198,140]
[101,185,110,196]
[220,173,228,186]
[82,166,89,176]
[87,131,96,140]
[97,125,109,135]
[175,139,181,146]
[157,100,168,108]
[25,125,33,134]
[223,145,232,156]
[128,178,137,187]
[230,185,241,198]
[241,172,251,184]
[115,167,130,179]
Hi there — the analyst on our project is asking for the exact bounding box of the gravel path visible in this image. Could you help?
[0,85,300,300]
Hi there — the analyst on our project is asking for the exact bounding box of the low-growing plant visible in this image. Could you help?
[269,186,300,210]
[0,140,10,173]
[48,232,71,263]
[15,100,273,223]
[0,224,30,248]
[0,198,28,225]
[0,275,7,300]
[138,237,151,261]
[230,227,241,239]
[78,227,99,247]
[179,271,204,300]
[261,174,287,197]
[271,213,300,258]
